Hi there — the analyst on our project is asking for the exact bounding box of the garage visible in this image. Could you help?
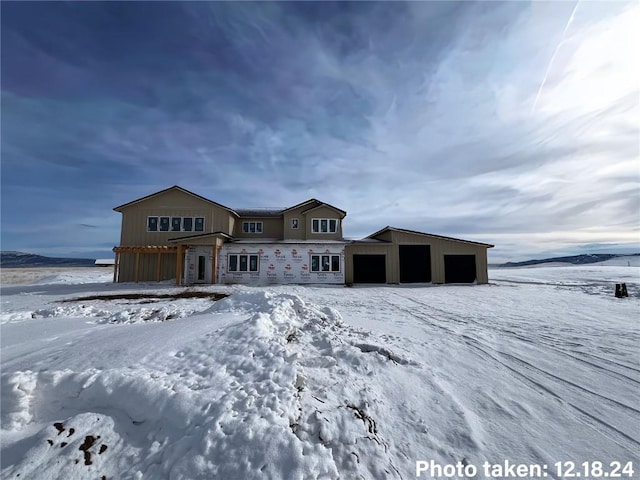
[353,254,386,283]
[444,254,477,283]
[399,245,431,283]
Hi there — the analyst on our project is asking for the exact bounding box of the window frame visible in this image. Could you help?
[309,254,341,272]
[242,221,263,234]
[228,254,260,273]
[146,216,204,233]
[311,218,339,234]
[159,217,170,232]
[147,216,159,232]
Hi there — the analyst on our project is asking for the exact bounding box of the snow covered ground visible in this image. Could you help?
[1,262,638,479]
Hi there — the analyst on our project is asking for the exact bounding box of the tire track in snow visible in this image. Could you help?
[462,337,640,455]
[389,291,640,385]
[385,290,640,456]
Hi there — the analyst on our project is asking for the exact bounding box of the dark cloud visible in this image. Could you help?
[1,1,637,260]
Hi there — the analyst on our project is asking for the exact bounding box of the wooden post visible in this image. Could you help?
[212,246,217,284]
[113,252,119,283]
[156,251,162,282]
[175,245,182,286]
[135,251,140,283]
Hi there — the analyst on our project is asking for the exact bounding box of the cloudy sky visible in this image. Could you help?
[1,1,638,261]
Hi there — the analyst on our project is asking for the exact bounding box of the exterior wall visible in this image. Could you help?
[233,217,283,239]
[183,246,214,284]
[117,252,177,283]
[344,243,394,284]
[386,231,489,284]
[218,243,346,285]
[435,242,489,284]
[283,210,306,240]
[304,206,345,241]
[118,189,235,245]
[348,231,490,285]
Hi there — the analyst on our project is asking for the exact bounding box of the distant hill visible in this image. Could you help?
[0,251,96,268]
[494,253,640,268]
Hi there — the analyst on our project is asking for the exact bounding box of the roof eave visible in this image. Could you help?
[366,226,494,248]
[113,185,239,216]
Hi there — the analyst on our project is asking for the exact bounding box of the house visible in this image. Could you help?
[94,259,115,267]
[112,186,493,285]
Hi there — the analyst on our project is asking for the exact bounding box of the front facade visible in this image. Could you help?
[113,186,493,286]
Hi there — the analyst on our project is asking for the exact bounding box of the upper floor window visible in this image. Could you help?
[312,218,338,233]
[159,217,170,232]
[242,221,263,234]
[147,216,204,233]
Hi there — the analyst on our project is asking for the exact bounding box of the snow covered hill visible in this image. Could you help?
[0,251,96,268]
[1,266,638,479]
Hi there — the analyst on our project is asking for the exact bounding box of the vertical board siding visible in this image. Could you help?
[233,218,284,238]
[304,206,345,241]
[117,253,177,282]
[118,189,235,245]
[344,244,394,284]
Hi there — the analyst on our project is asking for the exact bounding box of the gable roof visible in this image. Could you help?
[366,226,494,248]
[282,198,347,217]
[113,185,238,215]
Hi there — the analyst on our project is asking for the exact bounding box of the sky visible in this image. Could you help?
[1,1,638,262]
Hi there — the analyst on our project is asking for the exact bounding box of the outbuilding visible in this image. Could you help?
[345,227,493,285]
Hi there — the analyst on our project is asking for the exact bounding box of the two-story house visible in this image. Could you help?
[112,186,493,285]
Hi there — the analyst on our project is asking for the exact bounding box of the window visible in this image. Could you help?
[312,218,338,233]
[242,221,263,234]
[310,254,340,272]
[147,216,204,232]
[228,254,259,272]
[291,218,299,229]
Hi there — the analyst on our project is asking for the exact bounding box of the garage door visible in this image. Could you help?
[353,255,386,283]
[444,255,476,283]
[399,245,431,283]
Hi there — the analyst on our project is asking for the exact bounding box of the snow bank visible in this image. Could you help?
[2,268,638,479]
[1,291,416,479]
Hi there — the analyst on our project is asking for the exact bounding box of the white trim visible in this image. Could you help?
[310,254,341,272]
[147,216,205,233]
[242,221,263,234]
[312,218,339,233]
[228,253,260,272]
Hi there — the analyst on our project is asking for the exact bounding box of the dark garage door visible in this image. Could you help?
[353,255,386,283]
[444,255,476,283]
[399,245,431,283]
